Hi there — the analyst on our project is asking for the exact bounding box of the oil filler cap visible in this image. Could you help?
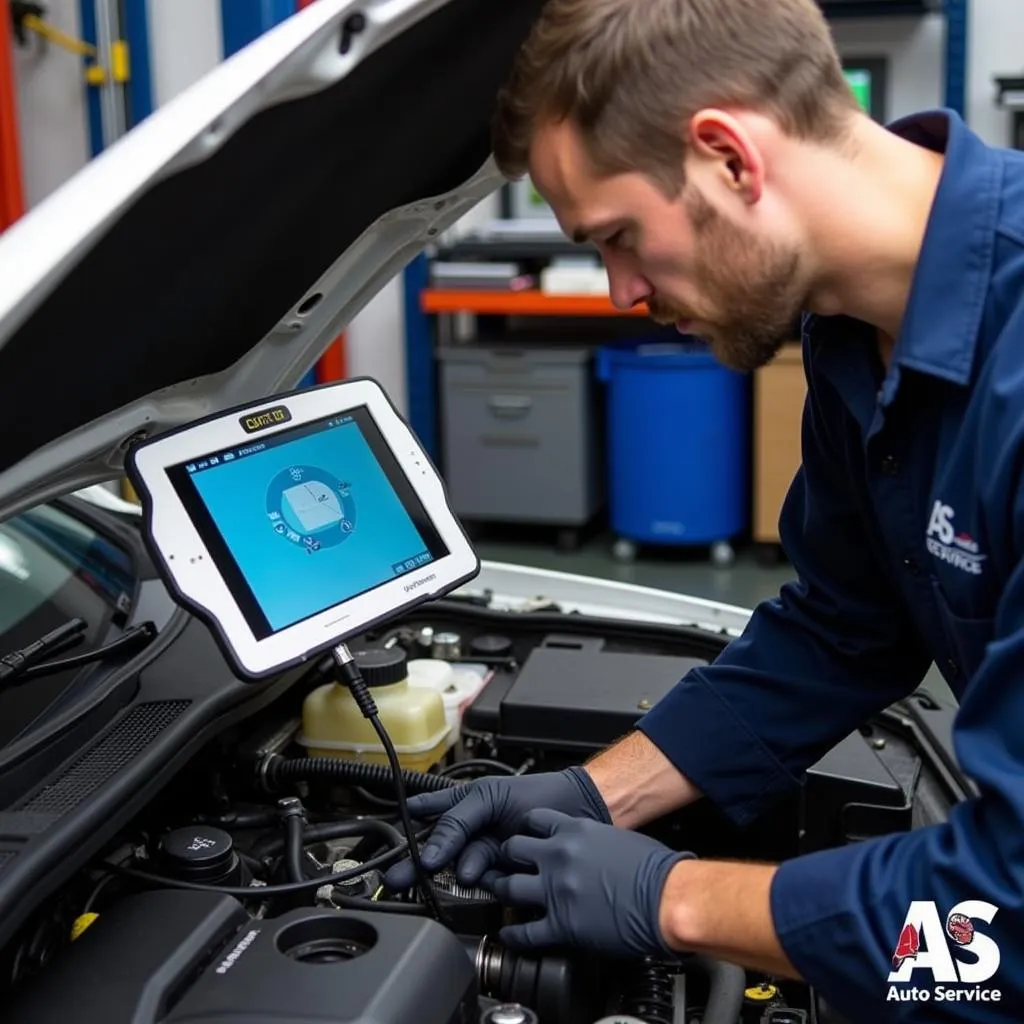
[160,825,239,884]
[469,635,513,659]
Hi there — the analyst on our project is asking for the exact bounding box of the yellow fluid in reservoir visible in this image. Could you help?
[299,646,449,774]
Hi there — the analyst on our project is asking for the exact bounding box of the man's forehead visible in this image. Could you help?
[528,122,587,204]
[528,122,621,239]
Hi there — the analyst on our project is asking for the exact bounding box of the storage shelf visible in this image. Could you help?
[421,289,648,317]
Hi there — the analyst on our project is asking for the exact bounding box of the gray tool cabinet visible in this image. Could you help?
[436,344,604,541]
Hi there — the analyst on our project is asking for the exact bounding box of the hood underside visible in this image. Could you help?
[0,0,545,520]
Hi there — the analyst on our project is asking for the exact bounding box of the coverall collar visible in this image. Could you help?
[807,108,1002,409]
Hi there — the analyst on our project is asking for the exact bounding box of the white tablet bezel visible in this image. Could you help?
[126,378,480,680]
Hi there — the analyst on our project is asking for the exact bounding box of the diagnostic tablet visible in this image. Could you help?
[126,379,480,680]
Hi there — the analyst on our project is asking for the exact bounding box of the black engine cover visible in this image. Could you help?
[5,890,476,1023]
[465,637,706,754]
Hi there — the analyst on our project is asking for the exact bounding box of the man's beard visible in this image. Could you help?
[648,190,806,373]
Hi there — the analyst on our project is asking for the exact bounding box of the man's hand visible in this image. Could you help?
[482,809,692,959]
[383,767,611,891]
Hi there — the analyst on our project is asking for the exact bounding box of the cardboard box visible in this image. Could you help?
[754,344,806,543]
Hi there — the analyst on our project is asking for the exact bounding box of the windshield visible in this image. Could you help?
[0,503,136,747]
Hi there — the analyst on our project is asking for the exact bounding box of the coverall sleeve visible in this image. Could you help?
[770,549,1024,1020]
[636,337,932,827]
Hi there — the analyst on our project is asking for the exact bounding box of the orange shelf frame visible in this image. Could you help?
[420,289,648,317]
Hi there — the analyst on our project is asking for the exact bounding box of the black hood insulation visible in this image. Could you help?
[0,0,545,475]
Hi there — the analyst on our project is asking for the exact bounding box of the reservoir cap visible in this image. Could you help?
[350,645,408,687]
[160,825,237,883]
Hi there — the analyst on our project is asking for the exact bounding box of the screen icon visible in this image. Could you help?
[186,464,197,473]
[223,452,235,462]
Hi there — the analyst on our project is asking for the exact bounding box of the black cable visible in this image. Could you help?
[253,818,404,861]
[302,817,405,849]
[367,713,443,920]
[438,758,517,778]
[347,824,430,867]
[353,785,399,808]
[332,645,443,923]
[81,872,117,914]
[103,844,406,899]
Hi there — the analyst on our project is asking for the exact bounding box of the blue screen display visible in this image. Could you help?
[175,410,445,637]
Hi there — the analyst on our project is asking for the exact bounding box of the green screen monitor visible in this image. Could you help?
[845,69,872,113]
[842,59,887,122]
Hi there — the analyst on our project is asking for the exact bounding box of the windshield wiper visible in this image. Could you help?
[0,618,88,683]
[0,619,157,688]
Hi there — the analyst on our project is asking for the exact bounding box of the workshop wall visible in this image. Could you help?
[966,0,1021,147]
[830,15,944,121]
[11,0,90,208]
[829,4,1022,145]
[147,0,222,108]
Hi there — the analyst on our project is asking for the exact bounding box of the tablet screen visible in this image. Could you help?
[166,406,448,640]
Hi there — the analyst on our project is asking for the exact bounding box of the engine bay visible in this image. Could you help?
[0,598,966,1024]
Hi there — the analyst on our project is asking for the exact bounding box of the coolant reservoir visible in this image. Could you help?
[298,646,449,773]
[407,659,487,750]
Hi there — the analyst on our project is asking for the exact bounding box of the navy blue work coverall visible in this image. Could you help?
[639,109,1024,1020]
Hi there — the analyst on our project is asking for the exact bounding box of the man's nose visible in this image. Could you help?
[606,266,652,312]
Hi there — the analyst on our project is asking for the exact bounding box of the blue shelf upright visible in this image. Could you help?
[944,0,968,116]
[221,0,298,58]
[403,253,435,458]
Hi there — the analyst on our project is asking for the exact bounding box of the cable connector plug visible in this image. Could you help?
[332,644,378,720]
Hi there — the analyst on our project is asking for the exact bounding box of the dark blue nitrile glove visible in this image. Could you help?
[383,767,611,891]
[483,808,694,959]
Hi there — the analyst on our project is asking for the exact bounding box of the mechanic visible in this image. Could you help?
[388,0,1024,1015]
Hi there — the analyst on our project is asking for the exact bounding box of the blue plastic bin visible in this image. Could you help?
[596,341,751,552]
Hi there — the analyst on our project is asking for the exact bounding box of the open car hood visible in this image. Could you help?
[0,0,545,522]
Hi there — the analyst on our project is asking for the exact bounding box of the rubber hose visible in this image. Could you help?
[198,810,280,830]
[254,818,405,861]
[691,956,746,1024]
[267,756,459,795]
[331,893,427,916]
[284,813,307,884]
[305,818,404,849]
[237,850,265,877]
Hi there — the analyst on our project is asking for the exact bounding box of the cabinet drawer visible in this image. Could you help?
[438,347,602,525]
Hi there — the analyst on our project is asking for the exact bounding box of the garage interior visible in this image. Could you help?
[5,0,1020,708]
[1,2,1021,1021]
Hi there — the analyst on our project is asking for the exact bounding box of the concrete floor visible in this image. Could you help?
[474,528,957,708]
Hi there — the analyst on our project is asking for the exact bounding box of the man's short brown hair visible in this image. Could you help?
[493,0,860,191]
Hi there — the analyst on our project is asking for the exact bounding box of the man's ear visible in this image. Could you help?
[686,110,764,205]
